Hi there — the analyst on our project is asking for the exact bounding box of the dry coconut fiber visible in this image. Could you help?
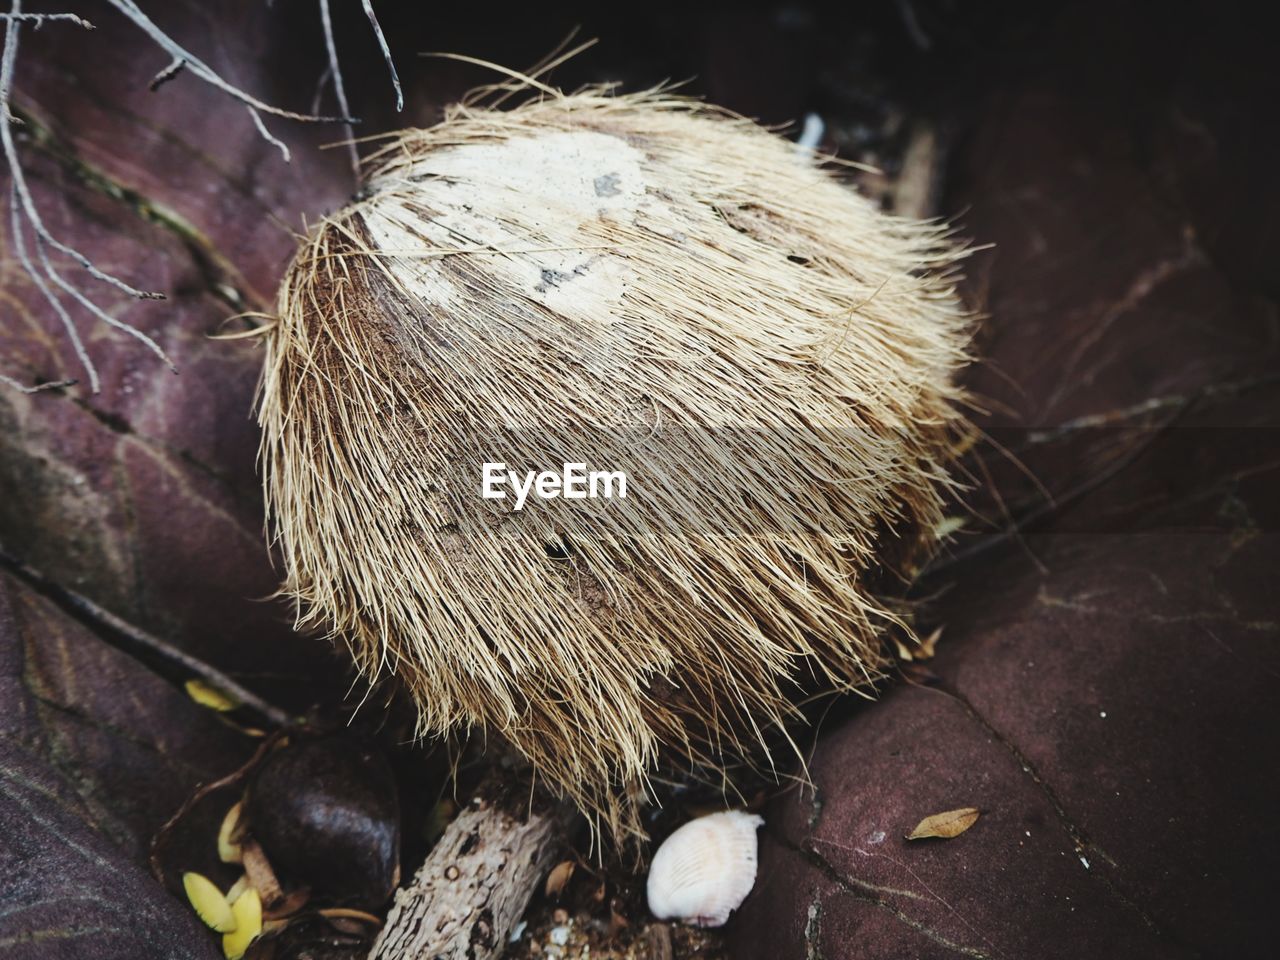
[258,86,971,845]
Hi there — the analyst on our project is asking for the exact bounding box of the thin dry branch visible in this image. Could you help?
[319,0,406,182]
[3,0,400,392]
[0,371,73,391]
[104,0,354,130]
[8,183,99,391]
[319,0,358,177]
[0,542,297,730]
[0,11,92,28]
[147,55,183,90]
[362,0,402,112]
[2,3,170,390]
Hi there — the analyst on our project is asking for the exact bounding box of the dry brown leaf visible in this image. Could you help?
[906,807,980,840]
[544,859,575,898]
[917,626,944,660]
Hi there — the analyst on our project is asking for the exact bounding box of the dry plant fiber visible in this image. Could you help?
[259,86,970,845]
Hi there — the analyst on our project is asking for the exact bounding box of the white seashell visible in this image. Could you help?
[647,810,765,927]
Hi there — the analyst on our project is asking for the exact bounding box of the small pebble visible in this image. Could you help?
[549,925,570,946]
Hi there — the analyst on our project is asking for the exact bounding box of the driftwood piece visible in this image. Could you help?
[371,782,572,960]
[644,923,674,960]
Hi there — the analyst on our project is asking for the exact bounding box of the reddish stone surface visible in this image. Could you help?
[732,531,1279,960]
[0,570,241,958]
[945,4,1279,541]
[729,5,1278,960]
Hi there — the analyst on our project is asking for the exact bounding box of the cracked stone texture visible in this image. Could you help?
[731,531,1278,960]
[728,5,1278,960]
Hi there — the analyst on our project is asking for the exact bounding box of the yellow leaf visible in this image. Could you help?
[906,807,980,840]
[544,859,575,898]
[226,876,248,904]
[183,872,236,933]
[222,888,262,960]
[218,801,245,864]
[185,679,240,712]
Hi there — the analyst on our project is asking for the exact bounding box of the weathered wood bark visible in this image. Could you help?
[371,782,573,960]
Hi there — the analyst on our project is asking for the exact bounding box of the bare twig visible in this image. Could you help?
[3,1,403,391]
[103,0,354,126]
[8,182,100,391]
[247,102,292,162]
[149,730,289,885]
[0,372,74,392]
[102,0,352,164]
[0,541,297,731]
[318,0,358,177]
[34,216,177,370]
[2,8,163,300]
[310,61,333,115]
[362,0,402,112]
[3,3,171,389]
[2,0,383,392]
[0,12,93,29]
[148,55,183,91]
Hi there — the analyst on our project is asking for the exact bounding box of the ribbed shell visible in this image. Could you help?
[646,811,765,927]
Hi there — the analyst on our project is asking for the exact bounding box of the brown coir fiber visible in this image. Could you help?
[259,88,971,845]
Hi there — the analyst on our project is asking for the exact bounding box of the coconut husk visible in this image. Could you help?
[258,87,971,844]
